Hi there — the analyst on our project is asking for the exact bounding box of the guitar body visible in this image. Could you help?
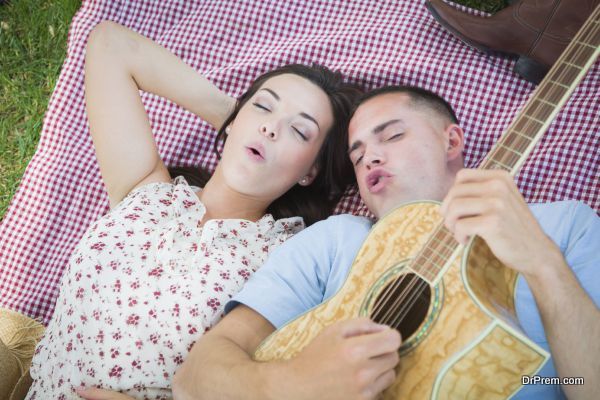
[254,202,549,399]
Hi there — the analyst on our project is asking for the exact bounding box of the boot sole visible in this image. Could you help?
[425,1,548,83]
[425,1,514,58]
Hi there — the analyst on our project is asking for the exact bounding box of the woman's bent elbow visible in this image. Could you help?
[86,21,128,59]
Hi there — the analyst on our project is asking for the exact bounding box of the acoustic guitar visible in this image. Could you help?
[254,6,600,399]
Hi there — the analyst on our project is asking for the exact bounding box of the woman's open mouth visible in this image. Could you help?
[245,145,266,162]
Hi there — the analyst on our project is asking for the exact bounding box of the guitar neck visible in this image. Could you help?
[410,6,600,282]
[480,6,600,176]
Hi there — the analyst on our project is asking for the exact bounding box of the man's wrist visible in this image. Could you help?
[259,359,300,400]
[521,244,570,299]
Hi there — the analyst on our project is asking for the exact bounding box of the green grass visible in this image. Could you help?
[0,0,81,220]
[458,0,509,13]
[0,0,506,221]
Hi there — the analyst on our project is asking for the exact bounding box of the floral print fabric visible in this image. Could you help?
[27,176,303,399]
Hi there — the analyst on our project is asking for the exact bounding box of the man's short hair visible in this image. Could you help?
[352,85,459,125]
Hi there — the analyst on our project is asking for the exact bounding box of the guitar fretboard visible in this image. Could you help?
[412,7,600,282]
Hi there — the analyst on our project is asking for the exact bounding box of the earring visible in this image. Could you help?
[299,177,309,185]
[225,126,231,134]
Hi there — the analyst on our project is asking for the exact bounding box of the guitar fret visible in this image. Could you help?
[537,82,567,106]
[575,40,596,49]
[413,228,459,281]
[537,98,557,108]
[511,129,534,141]
[563,61,583,70]
[421,245,450,263]
[549,80,570,89]
[528,98,555,121]
[430,236,457,254]
[523,114,545,124]
[414,254,442,278]
[421,246,452,265]
[489,159,512,171]
[414,264,436,282]
[415,244,452,273]
[499,144,523,158]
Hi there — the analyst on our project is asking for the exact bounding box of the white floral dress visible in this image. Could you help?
[27,176,304,400]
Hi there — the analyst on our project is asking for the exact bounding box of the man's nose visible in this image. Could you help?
[260,123,278,140]
[364,150,385,170]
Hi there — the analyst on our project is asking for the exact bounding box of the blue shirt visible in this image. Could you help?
[226,201,600,399]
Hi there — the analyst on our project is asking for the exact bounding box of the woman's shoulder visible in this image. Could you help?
[108,175,204,217]
[251,214,305,239]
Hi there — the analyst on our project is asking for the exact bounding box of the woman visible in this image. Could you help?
[26,21,360,399]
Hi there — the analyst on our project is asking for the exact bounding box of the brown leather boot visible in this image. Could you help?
[425,0,599,83]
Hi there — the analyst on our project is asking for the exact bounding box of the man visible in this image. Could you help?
[171,86,600,400]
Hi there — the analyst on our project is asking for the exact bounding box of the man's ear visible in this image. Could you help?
[444,123,465,161]
[299,164,319,186]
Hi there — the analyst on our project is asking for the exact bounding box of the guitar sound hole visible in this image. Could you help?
[371,273,431,340]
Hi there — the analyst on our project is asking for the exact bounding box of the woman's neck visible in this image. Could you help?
[196,168,269,223]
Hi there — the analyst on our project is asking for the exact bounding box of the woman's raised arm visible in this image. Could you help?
[84,21,235,208]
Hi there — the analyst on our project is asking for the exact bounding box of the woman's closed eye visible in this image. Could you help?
[252,102,271,112]
[292,126,308,141]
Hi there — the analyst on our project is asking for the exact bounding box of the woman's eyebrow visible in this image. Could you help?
[299,112,320,129]
[259,88,320,130]
[260,88,280,100]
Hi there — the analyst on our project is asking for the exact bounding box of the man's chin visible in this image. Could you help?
[365,193,404,219]
[371,201,392,220]
[373,197,414,219]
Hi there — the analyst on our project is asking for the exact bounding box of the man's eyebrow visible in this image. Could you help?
[373,119,402,134]
[348,140,363,155]
[348,119,402,154]
[259,88,320,129]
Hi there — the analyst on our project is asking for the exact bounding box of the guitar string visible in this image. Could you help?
[371,15,600,329]
[378,233,455,328]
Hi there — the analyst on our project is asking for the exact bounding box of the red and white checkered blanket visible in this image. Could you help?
[1,0,598,325]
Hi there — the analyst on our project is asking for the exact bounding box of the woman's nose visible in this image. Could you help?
[260,124,277,140]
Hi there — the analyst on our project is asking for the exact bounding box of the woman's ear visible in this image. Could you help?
[444,123,465,161]
[298,164,319,186]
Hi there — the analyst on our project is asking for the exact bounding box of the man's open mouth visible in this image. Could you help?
[366,169,393,193]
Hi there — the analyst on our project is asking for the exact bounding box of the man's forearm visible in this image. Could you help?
[172,334,286,400]
[99,21,234,129]
[525,254,600,399]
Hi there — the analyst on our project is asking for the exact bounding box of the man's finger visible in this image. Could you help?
[338,317,388,338]
[454,168,511,184]
[351,327,402,359]
[365,368,397,399]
